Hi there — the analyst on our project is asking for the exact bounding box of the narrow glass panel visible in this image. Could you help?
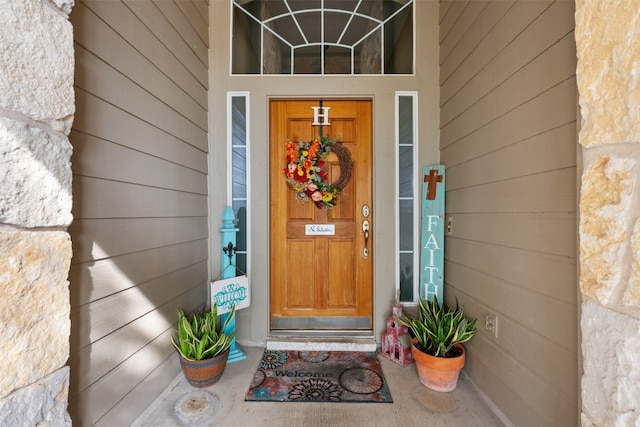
[399,253,414,302]
[357,0,383,21]
[397,93,416,303]
[288,0,321,12]
[399,199,413,250]
[230,94,249,272]
[398,147,413,197]
[231,97,246,145]
[233,200,248,253]
[294,45,322,74]
[264,31,292,74]
[398,95,413,197]
[271,15,305,45]
[325,0,359,12]
[398,96,413,144]
[236,253,247,274]
[324,46,351,74]
[232,149,247,198]
[382,0,411,20]
[384,6,412,74]
[232,8,260,74]
[324,12,350,43]
[263,0,288,17]
[354,29,381,74]
[296,11,321,43]
[341,15,377,46]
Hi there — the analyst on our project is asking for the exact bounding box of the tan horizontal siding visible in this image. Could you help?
[70,217,208,264]
[70,262,207,351]
[75,46,206,149]
[124,0,208,88]
[73,2,207,125]
[468,333,576,426]
[439,1,578,426]
[439,0,468,45]
[441,41,576,145]
[441,78,577,162]
[93,354,181,427]
[69,240,208,305]
[79,1,207,107]
[171,0,209,48]
[68,283,207,424]
[69,1,209,425]
[446,212,575,256]
[446,238,576,304]
[71,134,207,194]
[74,90,207,173]
[445,123,576,190]
[439,1,492,71]
[71,177,208,218]
[69,283,204,396]
[446,169,576,214]
[193,0,209,25]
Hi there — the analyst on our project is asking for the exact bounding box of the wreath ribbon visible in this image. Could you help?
[283,137,353,209]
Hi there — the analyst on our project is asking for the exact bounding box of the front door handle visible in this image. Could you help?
[362,219,370,258]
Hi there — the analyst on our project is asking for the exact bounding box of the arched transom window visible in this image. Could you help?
[232,0,414,75]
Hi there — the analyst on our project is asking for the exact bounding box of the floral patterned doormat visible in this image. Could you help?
[244,350,393,403]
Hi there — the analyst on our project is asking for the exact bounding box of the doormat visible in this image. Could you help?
[244,350,393,403]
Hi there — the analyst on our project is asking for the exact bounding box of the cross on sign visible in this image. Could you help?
[424,169,443,200]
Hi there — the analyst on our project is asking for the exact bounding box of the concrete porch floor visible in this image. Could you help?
[133,346,506,427]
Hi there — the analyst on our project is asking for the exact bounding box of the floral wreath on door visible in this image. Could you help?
[283,136,352,210]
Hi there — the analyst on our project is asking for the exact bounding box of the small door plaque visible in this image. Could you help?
[305,224,335,235]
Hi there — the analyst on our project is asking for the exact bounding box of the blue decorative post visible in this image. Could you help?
[218,206,247,363]
[420,165,445,302]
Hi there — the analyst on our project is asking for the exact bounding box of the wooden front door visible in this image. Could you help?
[269,99,373,331]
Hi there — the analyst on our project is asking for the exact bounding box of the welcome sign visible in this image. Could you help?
[211,275,250,314]
[420,165,445,302]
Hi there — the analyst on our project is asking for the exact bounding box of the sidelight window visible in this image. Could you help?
[396,92,418,303]
[228,93,250,273]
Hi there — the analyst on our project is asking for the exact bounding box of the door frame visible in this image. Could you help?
[267,96,375,335]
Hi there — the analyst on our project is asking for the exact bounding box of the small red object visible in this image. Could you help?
[381,304,414,366]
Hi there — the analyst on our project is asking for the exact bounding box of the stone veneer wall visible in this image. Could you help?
[576,1,640,426]
[0,0,74,425]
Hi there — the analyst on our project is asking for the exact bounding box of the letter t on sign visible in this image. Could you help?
[424,169,443,200]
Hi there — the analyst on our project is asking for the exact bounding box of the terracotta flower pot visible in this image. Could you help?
[179,349,230,388]
[410,339,465,392]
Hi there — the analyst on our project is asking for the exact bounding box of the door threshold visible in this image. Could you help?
[267,333,378,352]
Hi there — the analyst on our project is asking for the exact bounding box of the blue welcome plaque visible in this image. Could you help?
[211,275,250,314]
[420,165,445,302]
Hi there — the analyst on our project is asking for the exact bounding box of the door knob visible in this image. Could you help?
[362,219,370,258]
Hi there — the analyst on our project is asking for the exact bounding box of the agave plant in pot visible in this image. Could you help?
[399,297,477,392]
[171,304,236,388]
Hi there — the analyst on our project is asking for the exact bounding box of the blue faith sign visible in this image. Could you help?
[420,165,445,302]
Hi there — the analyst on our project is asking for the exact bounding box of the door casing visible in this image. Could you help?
[268,98,374,333]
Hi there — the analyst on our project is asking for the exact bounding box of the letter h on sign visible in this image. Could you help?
[311,106,331,126]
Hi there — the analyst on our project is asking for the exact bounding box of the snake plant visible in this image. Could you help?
[399,297,477,358]
[171,304,236,361]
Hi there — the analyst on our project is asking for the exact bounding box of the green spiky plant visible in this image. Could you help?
[399,297,477,358]
[171,304,236,361]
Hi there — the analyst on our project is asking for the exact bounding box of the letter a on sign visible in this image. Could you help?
[311,106,331,126]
